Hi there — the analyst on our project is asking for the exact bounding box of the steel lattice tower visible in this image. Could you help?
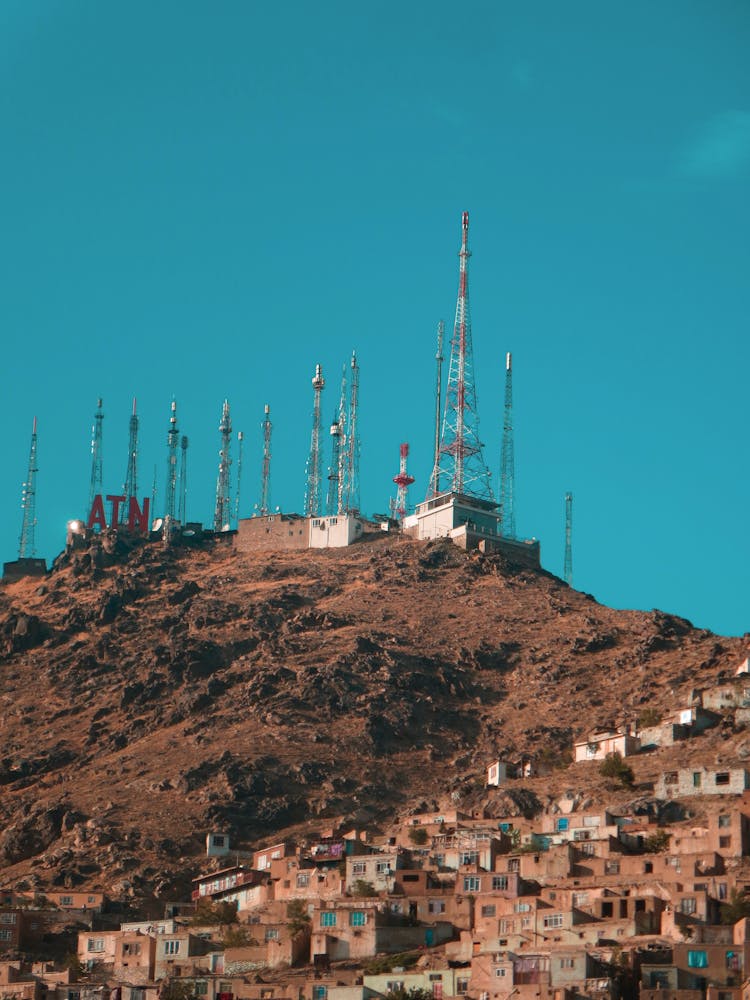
[427,321,445,498]
[234,430,244,524]
[259,405,272,516]
[304,364,325,517]
[213,400,233,532]
[499,352,516,538]
[18,417,39,558]
[121,398,139,524]
[431,212,494,500]
[391,443,415,520]
[165,400,179,520]
[88,398,104,513]
[178,435,189,523]
[564,492,573,586]
[341,351,361,514]
[327,365,347,515]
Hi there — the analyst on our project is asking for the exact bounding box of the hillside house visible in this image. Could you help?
[656,768,750,798]
[344,852,405,893]
[574,729,640,763]
[310,900,451,962]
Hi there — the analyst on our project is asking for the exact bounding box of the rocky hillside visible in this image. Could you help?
[0,531,745,900]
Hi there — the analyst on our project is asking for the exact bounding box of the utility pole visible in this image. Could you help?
[341,351,360,514]
[165,400,179,521]
[213,400,233,532]
[430,212,493,500]
[304,364,325,517]
[499,352,516,538]
[259,405,272,516]
[88,398,104,514]
[18,417,39,558]
[564,492,573,586]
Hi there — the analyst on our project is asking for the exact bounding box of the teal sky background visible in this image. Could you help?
[1,2,748,637]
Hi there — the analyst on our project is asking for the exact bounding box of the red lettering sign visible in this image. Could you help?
[86,494,151,534]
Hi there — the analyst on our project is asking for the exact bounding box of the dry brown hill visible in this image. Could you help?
[0,531,745,901]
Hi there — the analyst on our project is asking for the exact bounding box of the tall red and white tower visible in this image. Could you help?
[428,212,494,501]
[391,443,415,520]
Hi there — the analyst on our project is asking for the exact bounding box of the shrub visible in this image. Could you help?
[408,827,429,846]
[599,751,635,788]
[351,879,377,897]
[286,899,311,935]
[643,830,670,853]
[639,707,661,727]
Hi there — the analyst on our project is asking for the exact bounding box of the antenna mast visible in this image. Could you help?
[341,351,360,514]
[165,400,179,520]
[259,405,272,516]
[121,398,139,524]
[499,352,516,537]
[430,212,493,499]
[213,400,233,532]
[304,364,325,517]
[564,492,573,586]
[427,321,445,498]
[18,417,39,558]
[234,430,244,523]
[178,435,189,523]
[89,398,104,513]
[330,365,348,515]
[391,443,415,521]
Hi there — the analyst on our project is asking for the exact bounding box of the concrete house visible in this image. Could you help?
[656,768,750,798]
[574,728,640,763]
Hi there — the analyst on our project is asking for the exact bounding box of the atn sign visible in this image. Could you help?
[87,494,151,533]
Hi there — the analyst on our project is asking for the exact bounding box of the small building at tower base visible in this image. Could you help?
[403,491,540,568]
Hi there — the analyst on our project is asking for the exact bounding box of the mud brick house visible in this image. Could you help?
[573,728,640,763]
[310,899,452,962]
[344,851,405,893]
[656,768,750,798]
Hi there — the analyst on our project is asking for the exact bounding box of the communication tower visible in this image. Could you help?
[391,443,415,520]
[499,352,516,537]
[88,398,104,513]
[165,400,179,520]
[121,398,139,524]
[234,430,244,523]
[427,321,445,498]
[259,405,272,516]
[213,400,233,532]
[304,364,325,517]
[429,212,493,500]
[340,351,360,514]
[327,365,347,515]
[564,492,573,586]
[18,417,39,558]
[178,435,189,524]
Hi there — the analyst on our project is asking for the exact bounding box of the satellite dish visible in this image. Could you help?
[152,518,164,531]
[182,529,195,537]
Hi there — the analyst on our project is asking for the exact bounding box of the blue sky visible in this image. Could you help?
[1,1,748,637]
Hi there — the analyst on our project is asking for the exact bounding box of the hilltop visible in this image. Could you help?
[0,531,745,900]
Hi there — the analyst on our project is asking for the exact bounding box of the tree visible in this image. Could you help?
[720,889,750,925]
[221,925,255,948]
[408,827,429,846]
[286,899,311,935]
[159,979,196,1000]
[385,989,433,1000]
[351,880,377,897]
[599,751,635,788]
[642,829,670,853]
[189,898,238,926]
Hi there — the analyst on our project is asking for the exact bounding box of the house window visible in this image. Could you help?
[580,842,596,856]
[720,836,732,848]
[716,773,731,785]
[433,854,445,867]
[460,851,479,866]
[60,895,73,906]
[556,818,569,832]
[514,902,531,913]
[213,836,225,847]
[481,905,496,917]
[688,950,709,968]
[0,930,12,941]
[296,874,310,887]
[719,815,731,828]
[492,876,508,891]
[693,772,702,787]
[494,968,506,978]
[560,958,575,969]
[402,874,419,883]
[679,898,697,915]
[508,858,520,873]
[463,877,480,892]
[644,862,653,874]
[350,911,366,927]
[312,519,321,527]
[543,913,563,929]
[376,862,392,874]
[664,771,678,785]
[265,928,279,941]
[572,893,589,907]
[0,913,16,924]
[352,862,366,875]
[329,518,338,525]
[320,911,336,928]
[312,988,327,1000]
[88,939,104,952]
[386,985,405,996]
[718,884,728,900]
[428,900,445,914]
[604,860,620,875]
[123,942,141,955]
[194,983,208,996]
[164,941,181,955]
[456,978,469,994]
